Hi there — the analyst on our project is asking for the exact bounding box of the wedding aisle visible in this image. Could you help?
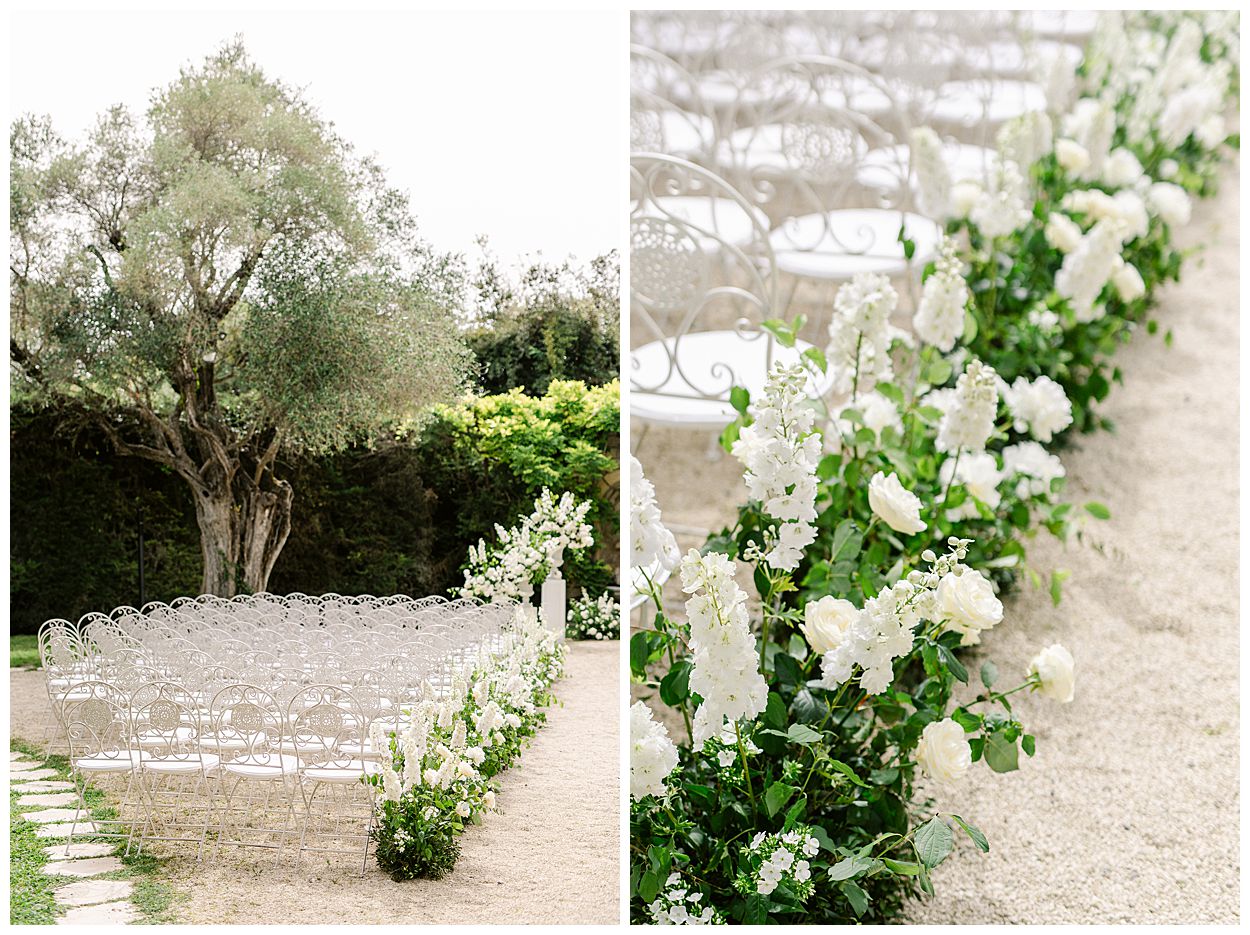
[905,157,1241,924]
[635,158,1239,926]
[10,640,620,925]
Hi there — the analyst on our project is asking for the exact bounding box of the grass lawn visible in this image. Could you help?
[9,739,180,924]
[11,635,40,670]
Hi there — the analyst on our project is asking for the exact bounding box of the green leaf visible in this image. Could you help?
[936,643,969,683]
[790,689,821,724]
[828,759,870,788]
[810,825,836,852]
[761,318,796,348]
[950,814,989,852]
[841,881,870,917]
[1021,734,1036,757]
[1049,569,1070,607]
[629,631,650,678]
[1084,501,1111,520]
[786,723,823,745]
[659,661,690,706]
[801,345,827,373]
[913,816,954,869]
[764,691,787,729]
[984,733,1020,773]
[743,892,769,924]
[881,857,922,876]
[980,660,998,689]
[729,385,751,415]
[638,869,660,903]
[765,781,796,817]
[828,854,874,881]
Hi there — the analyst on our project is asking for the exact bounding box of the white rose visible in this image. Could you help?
[1054,138,1090,174]
[1111,262,1146,302]
[950,180,982,219]
[936,569,1003,645]
[1158,158,1179,180]
[1148,181,1192,227]
[800,596,858,654]
[1029,643,1075,702]
[1102,147,1143,188]
[916,719,971,783]
[1044,212,1083,253]
[455,801,472,818]
[868,471,926,535]
[939,451,1002,520]
[483,790,496,810]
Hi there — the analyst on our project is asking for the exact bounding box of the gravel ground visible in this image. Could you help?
[10,639,622,925]
[632,160,1240,924]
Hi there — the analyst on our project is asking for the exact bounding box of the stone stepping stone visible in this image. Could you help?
[42,856,124,877]
[44,843,117,861]
[16,792,78,807]
[11,768,58,781]
[57,902,139,925]
[11,780,74,792]
[11,761,54,773]
[35,822,99,839]
[54,879,134,907]
[11,751,32,761]
[19,808,82,824]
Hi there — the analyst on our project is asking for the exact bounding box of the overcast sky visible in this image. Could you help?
[9,7,622,267]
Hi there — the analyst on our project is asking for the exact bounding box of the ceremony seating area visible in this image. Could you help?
[37,595,518,870]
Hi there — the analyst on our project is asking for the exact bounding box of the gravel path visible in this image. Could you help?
[633,161,1240,923]
[10,640,621,925]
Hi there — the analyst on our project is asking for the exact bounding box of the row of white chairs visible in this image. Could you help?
[36,594,520,870]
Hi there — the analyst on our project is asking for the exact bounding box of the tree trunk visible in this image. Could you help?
[192,478,294,597]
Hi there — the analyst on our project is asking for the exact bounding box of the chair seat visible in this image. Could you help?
[301,761,381,784]
[134,727,195,746]
[74,751,141,772]
[631,331,832,428]
[142,753,220,774]
[223,753,302,778]
[770,209,941,280]
[929,80,1047,128]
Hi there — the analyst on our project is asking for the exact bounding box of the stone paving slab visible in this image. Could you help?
[10,768,59,781]
[57,902,139,925]
[35,822,99,839]
[19,808,82,824]
[44,842,118,861]
[41,856,124,877]
[15,792,78,807]
[11,751,33,761]
[54,879,134,907]
[9,780,74,792]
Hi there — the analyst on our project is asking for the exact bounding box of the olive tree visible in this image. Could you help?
[10,42,474,595]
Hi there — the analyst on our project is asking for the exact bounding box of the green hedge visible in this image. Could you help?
[8,380,619,635]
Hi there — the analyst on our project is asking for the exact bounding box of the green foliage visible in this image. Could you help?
[465,253,620,396]
[10,636,40,670]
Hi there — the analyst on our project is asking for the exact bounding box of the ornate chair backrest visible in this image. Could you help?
[129,679,202,759]
[287,684,367,770]
[64,680,132,764]
[630,153,778,403]
[209,682,287,762]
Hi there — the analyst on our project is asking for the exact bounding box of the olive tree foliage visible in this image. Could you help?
[10,41,474,596]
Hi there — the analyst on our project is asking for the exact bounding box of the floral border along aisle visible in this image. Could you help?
[629,11,1238,925]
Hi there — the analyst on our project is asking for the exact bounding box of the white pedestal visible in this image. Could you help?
[541,576,567,639]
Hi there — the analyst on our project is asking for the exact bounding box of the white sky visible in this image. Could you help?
[9,7,623,267]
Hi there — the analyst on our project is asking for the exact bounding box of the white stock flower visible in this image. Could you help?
[1111,261,1146,302]
[996,111,1052,170]
[868,471,926,535]
[731,364,821,570]
[1062,98,1114,178]
[800,596,857,654]
[1055,218,1127,323]
[1044,212,1083,254]
[630,455,680,574]
[969,160,1031,238]
[1054,138,1090,175]
[937,359,999,454]
[1002,375,1073,443]
[936,568,1003,646]
[939,451,1002,520]
[1029,643,1076,703]
[914,236,969,352]
[1002,441,1066,499]
[1147,181,1193,227]
[680,550,768,745]
[839,390,902,443]
[950,180,982,219]
[910,126,952,219]
[826,273,898,398]
[916,719,972,783]
[1102,147,1143,188]
[630,701,679,799]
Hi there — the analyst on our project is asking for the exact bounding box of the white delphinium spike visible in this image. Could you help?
[1055,217,1127,323]
[629,455,680,574]
[909,126,951,219]
[970,159,1032,238]
[913,236,969,352]
[731,364,820,570]
[630,701,679,799]
[937,359,999,454]
[680,549,767,745]
[826,272,898,398]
